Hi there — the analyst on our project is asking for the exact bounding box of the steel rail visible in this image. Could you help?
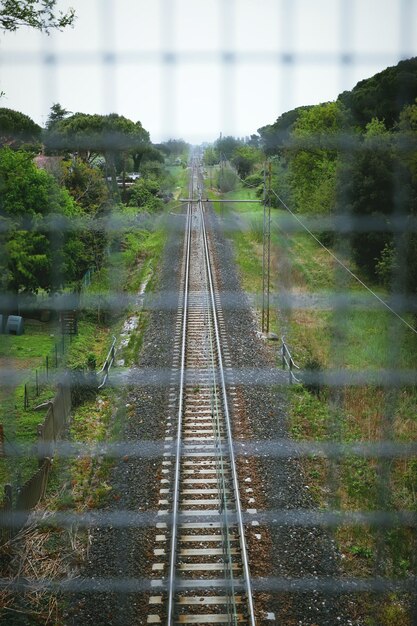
[201,213,240,622]
[199,195,257,626]
[166,163,194,624]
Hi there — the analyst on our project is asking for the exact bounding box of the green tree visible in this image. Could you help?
[258,106,313,156]
[231,145,261,179]
[61,158,109,212]
[0,148,84,293]
[0,0,75,32]
[215,135,242,161]
[286,101,347,215]
[203,146,219,166]
[45,102,71,131]
[158,139,189,160]
[338,58,417,129]
[59,158,111,270]
[0,107,41,149]
[336,120,395,278]
[45,112,150,188]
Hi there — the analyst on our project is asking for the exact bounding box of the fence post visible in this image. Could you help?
[55,343,58,367]
[46,355,49,380]
[24,384,28,410]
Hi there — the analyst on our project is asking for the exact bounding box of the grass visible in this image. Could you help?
[210,174,417,625]
[0,321,60,485]
[0,166,183,625]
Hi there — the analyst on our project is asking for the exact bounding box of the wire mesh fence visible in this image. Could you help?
[1,0,417,624]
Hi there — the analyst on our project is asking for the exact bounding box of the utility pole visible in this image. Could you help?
[262,163,267,333]
[262,161,272,334]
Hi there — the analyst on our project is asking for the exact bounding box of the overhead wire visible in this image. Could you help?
[271,189,417,336]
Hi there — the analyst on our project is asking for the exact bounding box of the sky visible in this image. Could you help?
[0,0,416,144]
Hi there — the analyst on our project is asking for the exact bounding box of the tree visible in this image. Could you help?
[45,112,150,188]
[203,147,219,166]
[0,147,84,293]
[45,102,71,130]
[158,139,189,159]
[338,57,417,129]
[60,158,109,271]
[286,101,348,215]
[0,107,41,149]
[215,135,242,161]
[0,0,75,33]
[61,158,109,213]
[130,144,162,174]
[231,145,261,179]
[258,106,313,156]
[336,121,396,278]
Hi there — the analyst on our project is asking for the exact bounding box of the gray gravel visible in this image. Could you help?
[62,199,361,626]
[64,214,185,626]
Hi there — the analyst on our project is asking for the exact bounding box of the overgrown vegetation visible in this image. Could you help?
[204,60,417,623]
[0,100,186,622]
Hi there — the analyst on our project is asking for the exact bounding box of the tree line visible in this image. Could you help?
[0,104,188,297]
[212,57,417,298]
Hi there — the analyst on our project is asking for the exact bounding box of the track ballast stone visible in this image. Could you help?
[64,195,359,625]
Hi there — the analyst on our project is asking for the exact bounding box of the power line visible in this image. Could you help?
[271,189,417,336]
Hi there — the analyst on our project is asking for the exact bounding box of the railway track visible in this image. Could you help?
[147,160,256,625]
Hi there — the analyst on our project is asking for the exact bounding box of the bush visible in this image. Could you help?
[304,355,324,398]
[215,167,238,192]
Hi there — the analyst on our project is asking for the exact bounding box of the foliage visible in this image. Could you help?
[0,148,88,292]
[215,135,242,160]
[337,119,417,283]
[258,105,313,156]
[260,58,417,296]
[0,107,41,149]
[0,0,75,32]
[129,144,162,174]
[45,112,150,187]
[61,158,109,213]
[45,102,71,131]
[243,172,263,188]
[338,57,417,129]
[127,177,163,212]
[156,138,189,160]
[215,165,238,192]
[231,145,262,179]
[203,146,219,166]
[286,101,347,215]
[60,158,110,271]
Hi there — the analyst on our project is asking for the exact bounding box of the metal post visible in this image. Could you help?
[36,369,39,396]
[266,162,272,333]
[262,163,267,332]
[46,355,49,380]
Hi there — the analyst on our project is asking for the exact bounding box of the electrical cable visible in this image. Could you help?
[271,189,417,335]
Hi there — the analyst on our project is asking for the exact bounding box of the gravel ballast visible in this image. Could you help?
[64,194,360,625]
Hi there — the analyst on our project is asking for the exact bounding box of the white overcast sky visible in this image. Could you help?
[0,0,416,143]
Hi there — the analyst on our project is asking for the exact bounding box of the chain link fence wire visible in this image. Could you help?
[1,0,417,623]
